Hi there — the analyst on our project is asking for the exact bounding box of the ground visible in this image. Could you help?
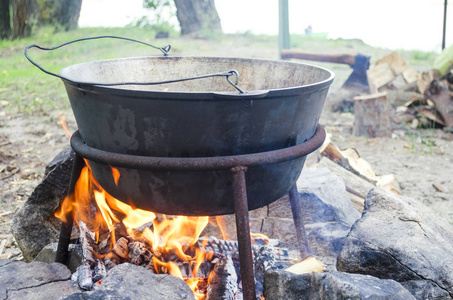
[0,30,452,259]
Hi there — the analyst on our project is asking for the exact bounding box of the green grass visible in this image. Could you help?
[0,26,438,116]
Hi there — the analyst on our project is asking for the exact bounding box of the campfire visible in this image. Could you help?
[54,163,296,299]
[23,36,335,300]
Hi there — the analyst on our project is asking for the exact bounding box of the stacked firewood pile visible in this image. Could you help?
[330,51,453,136]
[367,51,453,132]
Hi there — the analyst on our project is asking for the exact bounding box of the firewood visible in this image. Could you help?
[128,241,153,266]
[78,221,107,284]
[417,70,437,94]
[424,79,453,128]
[78,221,97,264]
[254,245,277,288]
[368,63,395,90]
[198,237,292,265]
[93,260,106,283]
[77,263,93,290]
[206,256,238,300]
[418,106,446,127]
[403,94,426,107]
[402,67,420,84]
[317,156,376,194]
[103,256,118,270]
[367,52,409,90]
[375,51,408,75]
[177,260,213,279]
[320,136,377,182]
[353,92,392,138]
[375,174,402,195]
[284,257,325,274]
[113,237,129,259]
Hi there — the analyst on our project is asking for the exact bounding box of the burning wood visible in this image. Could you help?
[112,237,129,259]
[56,163,302,299]
[128,241,153,266]
[77,221,106,290]
[206,256,237,300]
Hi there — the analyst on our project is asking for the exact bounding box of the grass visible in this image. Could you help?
[0,26,438,116]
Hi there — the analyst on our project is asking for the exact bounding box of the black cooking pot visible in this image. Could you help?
[25,36,334,215]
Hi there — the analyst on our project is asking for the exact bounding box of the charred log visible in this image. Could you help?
[128,241,153,266]
[206,256,238,300]
[78,221,106,286]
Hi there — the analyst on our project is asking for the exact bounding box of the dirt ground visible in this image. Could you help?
[1,40,452,260]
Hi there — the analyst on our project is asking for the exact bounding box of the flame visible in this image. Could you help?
[54,163,214,298]
[110,167,120,186]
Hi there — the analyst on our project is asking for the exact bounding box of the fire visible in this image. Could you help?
[54,164,214,298]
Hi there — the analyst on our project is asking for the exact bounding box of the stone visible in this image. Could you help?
[264,270,415,300]
[11,147,74,261]
[0,259,78,300]
[63,263,195,300]
[262,168,360,253]
[402,280,451,300]
[34,242,83,273]
[269,168,361,226]
[337,188,453,298]
[304,222,352,257]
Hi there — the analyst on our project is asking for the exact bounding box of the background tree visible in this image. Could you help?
[53,0,82,31]
[173,0,221,35]
[0,0,11,39]
[143,0,222,35]
[12,0,39,38]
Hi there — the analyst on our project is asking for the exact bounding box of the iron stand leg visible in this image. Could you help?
[231,166,256,300]
[55,153,85,265]
[289,183,311,259]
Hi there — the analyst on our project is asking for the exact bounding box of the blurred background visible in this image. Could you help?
[77,0,451,52]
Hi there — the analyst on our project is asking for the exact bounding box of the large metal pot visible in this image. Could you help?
[26,36,334,215]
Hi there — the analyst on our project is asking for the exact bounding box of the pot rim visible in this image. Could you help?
[60,56,335,99]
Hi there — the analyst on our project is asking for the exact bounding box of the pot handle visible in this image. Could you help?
[24,35,245,94]
[24,35,171,82]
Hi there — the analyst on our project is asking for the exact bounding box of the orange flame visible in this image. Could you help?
[110,167,120,186]
[54,163,214,298]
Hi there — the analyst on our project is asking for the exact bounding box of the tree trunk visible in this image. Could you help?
[54,0,82,31]
[174,0,222,35]
[12,0,39,38]
[0,0,11,39]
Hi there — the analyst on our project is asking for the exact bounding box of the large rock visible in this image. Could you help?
[263,167,361,253]
[337,188,453,298]
[11,147,74,261]
[0,259,78,300]
[264,270,415,300]
[270,167,361,226]
[63,263,194,300]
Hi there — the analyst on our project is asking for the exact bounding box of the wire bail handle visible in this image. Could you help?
[24,35,244,93]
